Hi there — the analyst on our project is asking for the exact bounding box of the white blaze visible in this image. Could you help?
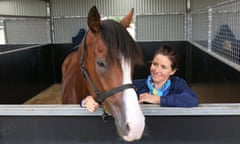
[121,57,145,141]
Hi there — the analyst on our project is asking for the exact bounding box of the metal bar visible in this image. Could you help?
[0,15,50,19]
[1,104,240,116]
[0,44,48,55]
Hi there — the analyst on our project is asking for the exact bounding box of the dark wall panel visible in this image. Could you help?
[0,45,54,104]
[0,41,239,104]
[1,116,240,144]
[190,45,240,103]
[53,41,189,83]
[52,44,73,83]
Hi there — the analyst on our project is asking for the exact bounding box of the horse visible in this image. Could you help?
[61,6,145,142]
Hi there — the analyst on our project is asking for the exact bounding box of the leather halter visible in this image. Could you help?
[80,32,136,104]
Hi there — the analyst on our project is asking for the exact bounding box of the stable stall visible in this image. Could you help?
[0,0,240,143]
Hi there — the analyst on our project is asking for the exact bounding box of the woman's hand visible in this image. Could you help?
[82,96,99,112]
[139,93,160,104]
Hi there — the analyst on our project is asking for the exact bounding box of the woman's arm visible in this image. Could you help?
[139,93,160,104]
[160,77,199,107]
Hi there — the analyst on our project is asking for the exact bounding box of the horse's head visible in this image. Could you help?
[83,6,145,142]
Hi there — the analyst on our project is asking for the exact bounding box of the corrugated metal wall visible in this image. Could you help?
[51,0,134,43]
[0,0,49,44]
[190,0,228,11]
[53,18,87,43]
[190,12,208,47]
[135,0,186,14]
[5,19,50,44]
[0,0,187,43]
[135,0,186,41]
[51,0,186,42]
[0,0,47,16]
[51,0,134,16]
[136,14,185,41]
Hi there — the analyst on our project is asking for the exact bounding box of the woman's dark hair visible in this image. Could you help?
[154,45,180,70]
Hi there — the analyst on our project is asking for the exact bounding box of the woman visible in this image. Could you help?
[135,45,198,107]
[82,45,198,112]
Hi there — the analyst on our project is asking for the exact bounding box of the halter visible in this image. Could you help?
[80,32,136,104]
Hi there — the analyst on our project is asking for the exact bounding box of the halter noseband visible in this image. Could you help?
[80,32,136,104]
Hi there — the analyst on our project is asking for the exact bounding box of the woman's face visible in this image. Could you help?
[150,54,176,84]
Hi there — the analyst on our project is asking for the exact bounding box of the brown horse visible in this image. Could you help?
[61,6,145,142]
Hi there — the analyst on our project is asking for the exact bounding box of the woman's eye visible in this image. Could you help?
[162,65,167,69]
[152,62,158,66]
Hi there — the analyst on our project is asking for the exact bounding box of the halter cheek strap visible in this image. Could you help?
[80,32,136,104]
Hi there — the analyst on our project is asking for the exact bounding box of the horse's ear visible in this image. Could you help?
[120,8,134,28]
[88,6,101,33]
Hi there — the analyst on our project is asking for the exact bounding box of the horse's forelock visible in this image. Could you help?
[100,20,143,66]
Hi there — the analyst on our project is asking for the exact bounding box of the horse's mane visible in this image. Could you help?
[100,20,143,66]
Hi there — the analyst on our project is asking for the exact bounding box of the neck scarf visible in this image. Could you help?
[146,75,171,96]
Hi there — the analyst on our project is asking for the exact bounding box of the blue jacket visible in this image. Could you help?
[133,76,199,107]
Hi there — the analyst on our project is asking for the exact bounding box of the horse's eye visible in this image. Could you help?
[96,60,106,68]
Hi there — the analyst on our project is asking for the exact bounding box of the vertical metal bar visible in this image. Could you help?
[3,20,7,44]
[48,0,54,44]
[186,0,190,12]
[187,13,192,41]
[185,0,189,41]
[208,8,212,51]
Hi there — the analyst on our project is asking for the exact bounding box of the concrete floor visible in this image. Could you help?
[191,83,240,103]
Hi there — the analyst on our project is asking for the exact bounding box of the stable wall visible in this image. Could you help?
[0,41,239,104]
[0,42,240,144]
[0,45,54,104]
[189,44,240,103]
[52,41,189,83]
[1,104,240,144]
[1,115,240,144]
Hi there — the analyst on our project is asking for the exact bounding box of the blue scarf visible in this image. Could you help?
[146,75,171,96]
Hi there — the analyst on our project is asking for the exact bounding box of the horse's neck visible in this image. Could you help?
[62,46,89,104]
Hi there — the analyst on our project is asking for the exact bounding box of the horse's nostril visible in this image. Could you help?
[126,123,130,132]
[122,123,130,136]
